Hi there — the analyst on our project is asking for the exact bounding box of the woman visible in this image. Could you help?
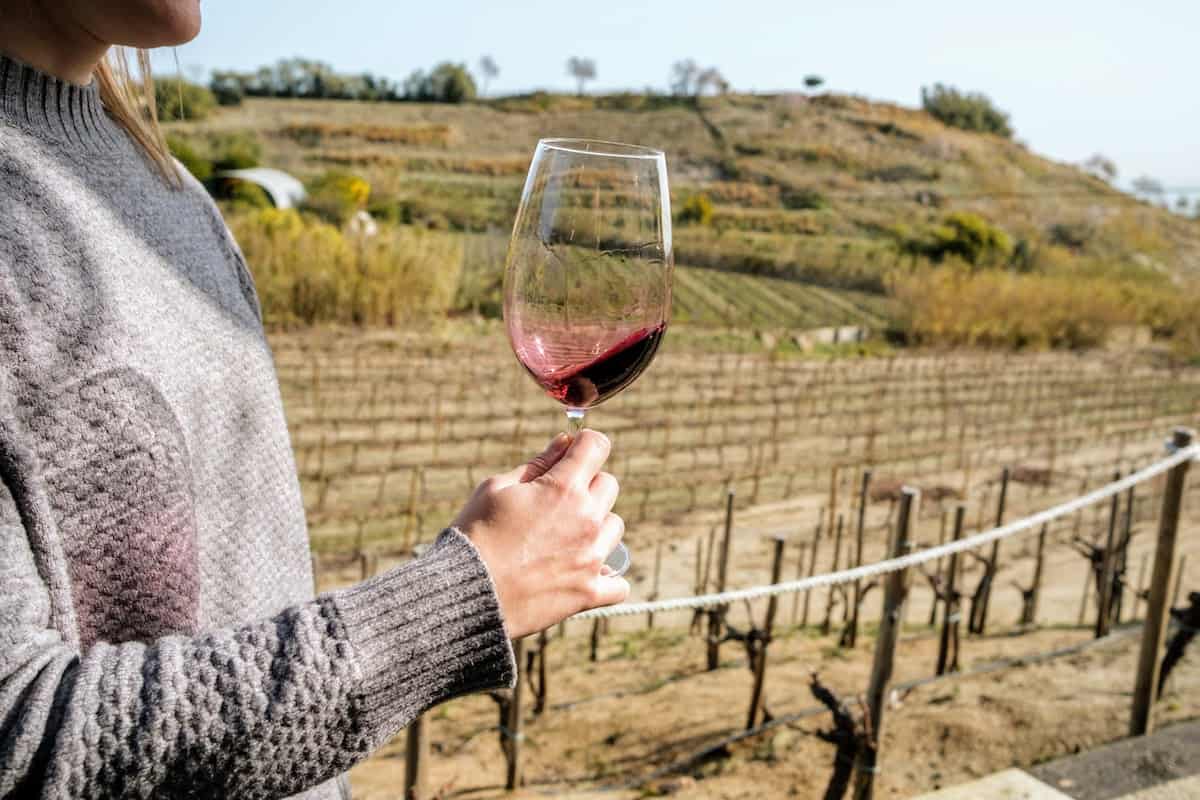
[0,2,629,798]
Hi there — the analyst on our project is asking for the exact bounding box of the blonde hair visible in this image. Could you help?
[94,47,181,185]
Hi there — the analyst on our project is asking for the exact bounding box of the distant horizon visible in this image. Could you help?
[152,0,1200,201]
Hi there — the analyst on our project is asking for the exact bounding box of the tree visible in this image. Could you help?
[403,63,477,103]
[1083,153,1118,182]
[804,74,824,91]
[1176,195,1190,213]
[920,83,1013,138]
[1132,175,1165,200]
[670,59,700,96]
[671,60,728,97]
[696,67,730,95]
[566,57,597,96]
[479,55,500,96]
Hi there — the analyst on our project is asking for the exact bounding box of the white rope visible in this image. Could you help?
[576,442,1198,620]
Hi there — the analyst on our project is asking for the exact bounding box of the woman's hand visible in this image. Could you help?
[452,430,630,639]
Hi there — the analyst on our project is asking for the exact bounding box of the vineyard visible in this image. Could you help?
[271,327,1200,798]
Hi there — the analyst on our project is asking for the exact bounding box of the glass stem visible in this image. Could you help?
[566,408,586,437]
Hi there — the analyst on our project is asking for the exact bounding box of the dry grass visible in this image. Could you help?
[280,121,454,147]
[230,208,463,326]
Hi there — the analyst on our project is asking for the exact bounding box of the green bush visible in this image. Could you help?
[218,179,272,209]
[165,134,212,182]
[677,194,714,226]
[209,132,263,171]
[898,212,1013,267]
[780,186,827,210]
[154,78,217,122]
[921,83,1012,137]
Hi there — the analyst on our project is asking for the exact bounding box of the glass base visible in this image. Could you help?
[605,542,631,577]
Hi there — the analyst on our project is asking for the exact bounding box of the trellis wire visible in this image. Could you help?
[575,443,1199,620]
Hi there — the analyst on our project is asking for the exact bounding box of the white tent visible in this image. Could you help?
[217,167,306,209]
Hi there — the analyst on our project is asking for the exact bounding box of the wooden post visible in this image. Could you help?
[1116,488,1135,623]
[822,514,845,635]
[1096,471,1122,638]
[589,619,602,662]
[854,488,918,800]
[505,638,525,790]
[747,536,786,729]
[975,466,1010,635]
[799,516,823,626]
[404,715,428,800]
[791,542,808,626]
[708,489,736,670]
[647,541,663,630]
[1028,523,1048,624]
[1172,554,1189,608]
[1133,552,1149,620]
[929,510,948,627]
[533,629,549,714]
[849,469,873,648]
[403,465,423,552]
[1131,428,1193,736]
[937,505,965,675]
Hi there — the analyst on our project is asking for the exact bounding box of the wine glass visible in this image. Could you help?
[503,138,673,577]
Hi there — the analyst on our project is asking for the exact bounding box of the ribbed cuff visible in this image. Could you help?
[332,528,517,747]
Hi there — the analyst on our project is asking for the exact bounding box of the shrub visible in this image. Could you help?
[888,267,1132,350]
[780,186,827,210]
[676,194,714,226]
[229,209,463,326]
[899,211,1013,267]
[220,179,272,209]
[154,78,217,122]
[304,171,372,224]
[166,134,212,182]
[921,83,1013,138]
[209,132,262,171]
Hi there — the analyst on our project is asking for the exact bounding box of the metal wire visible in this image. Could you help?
[575,443,1198,620]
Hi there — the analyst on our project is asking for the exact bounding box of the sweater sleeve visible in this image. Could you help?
[0,478,517,800]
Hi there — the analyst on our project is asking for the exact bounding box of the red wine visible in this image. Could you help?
[518,324,666,409]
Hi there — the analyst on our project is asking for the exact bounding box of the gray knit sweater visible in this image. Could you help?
[0,54,515,799]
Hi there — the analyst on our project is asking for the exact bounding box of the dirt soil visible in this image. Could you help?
[342,615,1199,798]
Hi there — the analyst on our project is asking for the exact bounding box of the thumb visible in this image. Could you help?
[494,433,572,487]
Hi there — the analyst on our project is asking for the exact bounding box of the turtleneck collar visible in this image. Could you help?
[0,52,123,150]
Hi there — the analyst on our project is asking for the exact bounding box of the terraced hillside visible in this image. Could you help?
[169,92,1200,339]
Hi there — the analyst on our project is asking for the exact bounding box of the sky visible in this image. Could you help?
[158,1,1200,193]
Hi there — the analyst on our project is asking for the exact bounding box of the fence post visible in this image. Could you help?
[647,541,663,630]
[854,487,918,800]
[799,515,822,626]
[403,715,428,800]
[1028,523,1048,625]
[747,535,786,729]
[505,638,526,790]
[937,505,966,675]
[822,514,846,635]
[708,489,736,670]
[1130,428,1193,736]
[849,470,873,648]
[974,466,1010,635]
[1096,471,1122,638]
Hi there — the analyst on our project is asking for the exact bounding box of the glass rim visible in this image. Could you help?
[538,137,664,160]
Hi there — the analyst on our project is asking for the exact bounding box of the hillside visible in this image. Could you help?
[168,92,1200,346]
